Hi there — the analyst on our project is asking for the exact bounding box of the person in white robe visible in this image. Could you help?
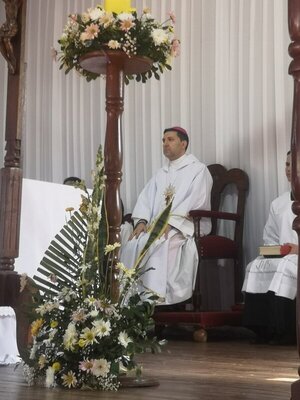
[120,127,213,305]
[242,152,298,299]
[242,151,298,344]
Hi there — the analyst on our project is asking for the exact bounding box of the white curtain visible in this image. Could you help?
[0,0,293,264]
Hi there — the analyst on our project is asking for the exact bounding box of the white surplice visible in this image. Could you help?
[120,154,213,305]
[242,191,298,299]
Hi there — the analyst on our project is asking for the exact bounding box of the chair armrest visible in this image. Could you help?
[189,209,240,221]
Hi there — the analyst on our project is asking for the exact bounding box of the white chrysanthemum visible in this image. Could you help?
[89,309,99,318]
[84,296,96,307]
[91,358,111,377]
[80,327,98,347]
[151,28,168,46]
[88,7,104,21]
[141,12,152,22]
[118,331,133,348]
[81,12,91,23]
[117,12,134,21]
[45,366,55,388]
[108,40,121,49]
[93,319,111,338]
[63,323,78,351]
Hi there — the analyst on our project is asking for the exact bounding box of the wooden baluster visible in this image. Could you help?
[288,1,300,398]
[104,52,127,300]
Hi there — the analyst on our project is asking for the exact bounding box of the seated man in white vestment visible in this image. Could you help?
[120,127,213,305]
[242,151,298,344]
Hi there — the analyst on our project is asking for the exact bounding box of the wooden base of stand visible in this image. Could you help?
[79,50,153,75]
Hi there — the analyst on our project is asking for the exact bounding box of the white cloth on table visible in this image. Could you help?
[120,153,212,305]
[0,307,20,364]
[242,191,297,300]
[0,178,84,364]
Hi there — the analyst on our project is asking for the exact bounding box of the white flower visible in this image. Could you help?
[91,358,111,377]
[108,40,121,49]
[93,319,111,338]
[118,331,133,348]
[117,12,134,22]
[81,12,91,23]
[29,342,38,360]
[89,309,99,318]
[80,327,98,346]
[63,323,78,351]
[151,28,168,46]
[45,366,55,388]
[84,296,96,307]
[88,7,104,21]
[141,12,152,22]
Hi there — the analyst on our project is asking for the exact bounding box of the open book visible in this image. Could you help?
[259,244,291,257]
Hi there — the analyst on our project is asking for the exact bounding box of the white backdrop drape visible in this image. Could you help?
[0,0,293,265]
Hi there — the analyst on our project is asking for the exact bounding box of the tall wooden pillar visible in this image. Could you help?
[0,0,26,272]
[0,0,32,358]
[288,1,300,398]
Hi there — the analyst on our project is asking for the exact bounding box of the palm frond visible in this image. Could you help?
[33,210,86,294]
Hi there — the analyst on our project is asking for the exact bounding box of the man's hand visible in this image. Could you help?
[284,242,298,254]
[129,222,147,240]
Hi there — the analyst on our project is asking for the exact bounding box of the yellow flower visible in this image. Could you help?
[52,362,61,372]
[50,320,58,328]
[78,338,86,348]
[31,318,44,337]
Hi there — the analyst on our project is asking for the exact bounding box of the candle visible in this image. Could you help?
[104,0,134,14]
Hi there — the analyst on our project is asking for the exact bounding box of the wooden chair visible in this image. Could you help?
[153,163,249,336]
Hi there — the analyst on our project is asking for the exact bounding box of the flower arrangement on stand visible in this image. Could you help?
[55,4,180,83]
[21,146,173,390]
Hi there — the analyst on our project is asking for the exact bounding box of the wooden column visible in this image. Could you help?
[104,53,125,249]
[0,0,33,358]
[0,0,25,272]
[79,51,152,298]
[288,1,300,398]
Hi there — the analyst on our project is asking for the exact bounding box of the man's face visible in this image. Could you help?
[285,153,291,182]
[162,131,186,161]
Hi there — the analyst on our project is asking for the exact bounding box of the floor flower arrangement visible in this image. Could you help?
[21,146,172,390]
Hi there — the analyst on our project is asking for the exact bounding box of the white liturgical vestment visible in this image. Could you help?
[120,154,213,305]
[242,191,298,299]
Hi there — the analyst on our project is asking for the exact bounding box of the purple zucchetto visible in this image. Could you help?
[163,126,188,138]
